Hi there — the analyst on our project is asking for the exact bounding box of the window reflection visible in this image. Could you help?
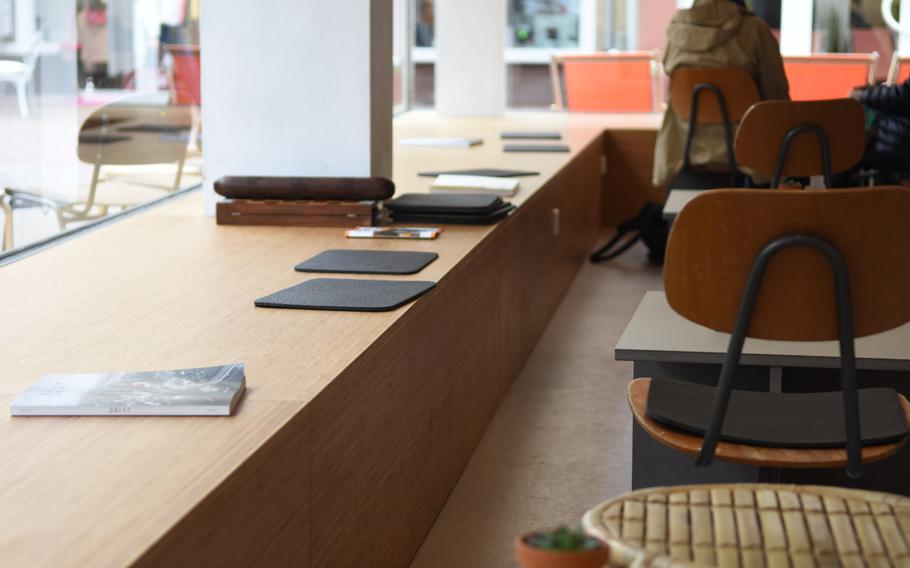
[508,0,580,49]
[0,0,202,255]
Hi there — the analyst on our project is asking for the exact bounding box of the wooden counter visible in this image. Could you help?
[0,111,659,567]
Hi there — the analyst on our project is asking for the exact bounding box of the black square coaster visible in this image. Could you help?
[255,278,436,312]
[502,143,570,153]
[295,250,438,275]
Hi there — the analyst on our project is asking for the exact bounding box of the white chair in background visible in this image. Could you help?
[0,32,41,117]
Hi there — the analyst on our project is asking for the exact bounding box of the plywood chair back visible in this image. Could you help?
[783,53,877,100]
[664,187,910,341]
[669,67,759,124]
[734,99,865,186]
[550,51,659,112]
[887,53,910,85]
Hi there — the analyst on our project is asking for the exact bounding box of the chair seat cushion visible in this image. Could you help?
[646,378,909,448]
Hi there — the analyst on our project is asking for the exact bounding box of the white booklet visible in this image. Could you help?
[400,137,483,148]
[10,363,246,416]
[430,174,520,197]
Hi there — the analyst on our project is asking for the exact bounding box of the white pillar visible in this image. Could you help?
[200,0,393,214]
[580,0,605,52]
[625,0,639,50]
[780,0,814,55]
[435,0,506,117]
[900,0,910,54]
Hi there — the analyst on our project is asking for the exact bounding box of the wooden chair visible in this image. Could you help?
[630,187,910,479]
[549,51,660,112]
[783,53,877,101]
[668,67,760,188]
[733,99,866,188]
[887,53,910,85]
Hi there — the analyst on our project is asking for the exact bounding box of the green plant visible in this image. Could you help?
[525,526,602,552]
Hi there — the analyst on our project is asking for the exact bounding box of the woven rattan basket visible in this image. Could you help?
[583,484,910,567]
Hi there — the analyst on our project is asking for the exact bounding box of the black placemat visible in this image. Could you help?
[417,168,540,178]
[295,250,438,275]
[255,278,435,312]
[503,143,570,153]
[646,378,909,448]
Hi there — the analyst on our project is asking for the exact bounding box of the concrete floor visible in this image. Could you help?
[411,242,663,568]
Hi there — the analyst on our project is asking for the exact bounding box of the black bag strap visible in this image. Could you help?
[589,230,641,262]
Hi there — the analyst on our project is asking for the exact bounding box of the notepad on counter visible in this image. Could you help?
[10,364,246,416]
[430,174,520,197]
[401,137,483,148]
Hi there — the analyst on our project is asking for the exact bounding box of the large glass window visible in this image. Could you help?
[0,0,202,257]
[813,0,899,81]
[507,0,580,48]
[413,0,435,107]
[393,0,409,112]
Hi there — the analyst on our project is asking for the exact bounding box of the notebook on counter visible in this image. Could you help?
[10,364,246,416]
[430,175,519,197]
[401,137,483,148]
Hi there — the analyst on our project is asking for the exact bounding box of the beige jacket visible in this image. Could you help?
[653,0,789,186]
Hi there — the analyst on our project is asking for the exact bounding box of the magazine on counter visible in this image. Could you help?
[10,363,246,416]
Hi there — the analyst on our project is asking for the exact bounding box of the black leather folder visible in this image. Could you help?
[384,193,515,225]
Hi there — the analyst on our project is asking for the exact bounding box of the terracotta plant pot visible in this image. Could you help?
[515,533,609,568]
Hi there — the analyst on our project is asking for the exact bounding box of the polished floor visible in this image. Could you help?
[411,242,663,568]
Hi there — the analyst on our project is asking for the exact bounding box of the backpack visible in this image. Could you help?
[590,202,668,265]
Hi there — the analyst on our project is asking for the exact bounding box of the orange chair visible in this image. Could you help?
[887,53,910,85]
[165,44,201,106]
[549,51,660,112]
[783,53,877,101]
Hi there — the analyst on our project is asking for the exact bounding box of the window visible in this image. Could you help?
[394,0,409,112]
[0,0,201,257]
[813,0,899,81]
[507,0,580,49]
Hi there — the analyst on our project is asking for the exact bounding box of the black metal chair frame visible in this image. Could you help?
[693,234,863,479]
[770,125,833,189]
[680,83,739,187]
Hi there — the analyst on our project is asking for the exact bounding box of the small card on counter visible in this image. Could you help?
[346,226,442,240]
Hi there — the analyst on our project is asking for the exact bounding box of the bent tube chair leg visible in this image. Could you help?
[694,234,863,478]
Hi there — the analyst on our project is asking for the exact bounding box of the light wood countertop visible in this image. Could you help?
[0,110,657,565]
